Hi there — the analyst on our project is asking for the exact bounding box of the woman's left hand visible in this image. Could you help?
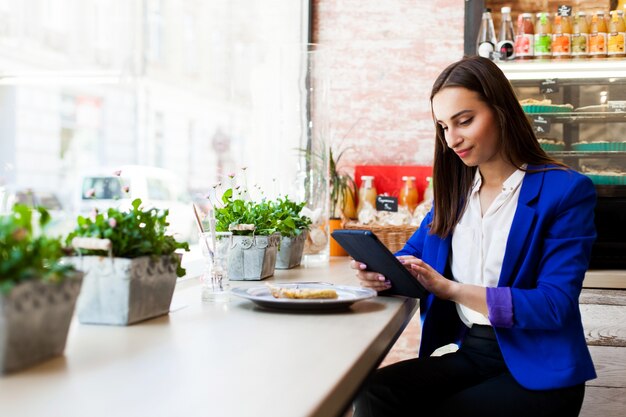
[399,256,458,300]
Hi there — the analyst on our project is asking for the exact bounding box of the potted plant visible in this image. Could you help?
[65,198,189,325]
[272,196,312,269]
[330,147,357,219]
[214,189,280,280]
[329,148,357,256]
[0,204,83,374]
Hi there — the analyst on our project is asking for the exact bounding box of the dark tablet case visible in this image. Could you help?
[331,229,426,298]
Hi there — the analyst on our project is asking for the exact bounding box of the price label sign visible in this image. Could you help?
[540,79,559,94]
[558,5,572,16]
[376,196,398,212]
[608,100,626,112]
[532,115,551,135]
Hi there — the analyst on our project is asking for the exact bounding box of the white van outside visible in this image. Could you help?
[76,165,196,242]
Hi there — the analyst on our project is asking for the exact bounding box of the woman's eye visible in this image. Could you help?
[459,117,473,126]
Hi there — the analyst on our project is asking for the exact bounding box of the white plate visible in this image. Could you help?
[231,282,376,311]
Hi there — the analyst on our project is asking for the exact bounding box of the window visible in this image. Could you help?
[81,177,123,200]
[0,0,311,245]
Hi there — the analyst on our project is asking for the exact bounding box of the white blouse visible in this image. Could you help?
[450,167,526,327]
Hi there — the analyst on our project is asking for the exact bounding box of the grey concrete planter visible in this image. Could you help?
[0,273,83,374]
[68,255,178,325]
[228,234,280,281]
[275,231,308,270]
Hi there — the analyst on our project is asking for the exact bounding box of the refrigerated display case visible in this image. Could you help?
[499,60,626,275]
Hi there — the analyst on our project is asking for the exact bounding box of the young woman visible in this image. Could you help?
[351,56,596,417]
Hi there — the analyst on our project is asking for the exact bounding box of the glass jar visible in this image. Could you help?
[200,231,233,302]
[399,176,418,213]
[357,175,377,216]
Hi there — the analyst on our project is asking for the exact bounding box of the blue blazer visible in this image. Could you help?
[397,166,597,390]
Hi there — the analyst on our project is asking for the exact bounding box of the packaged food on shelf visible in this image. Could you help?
[572,141,626,152]
[519,98,573,113]
[537,138,565,151]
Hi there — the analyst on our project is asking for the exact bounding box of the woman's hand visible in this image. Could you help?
[400,257,487,314]
[399,256,458,300]
[349,259,392,292]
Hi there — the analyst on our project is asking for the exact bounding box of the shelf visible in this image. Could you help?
[525,112,626,123]
[549,151,626,158]
[499,60,626,81]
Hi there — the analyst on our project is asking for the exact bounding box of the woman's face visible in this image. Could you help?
[431,87,501,167]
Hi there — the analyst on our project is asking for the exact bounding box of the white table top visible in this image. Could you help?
[0,258,419,417]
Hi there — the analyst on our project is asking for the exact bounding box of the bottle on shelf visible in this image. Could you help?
[423,177,433,205]
[589,11,608,58]
[608,10,626,58]
[514,13,535,59]
[356,175,377,217]
[534,12,552,59]
[497,6,515,60]
[572,11,589,58]
[476,8,497,59]
[399,176,419,213]
[552,7,572,59]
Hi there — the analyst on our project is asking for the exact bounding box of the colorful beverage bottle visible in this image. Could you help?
[399,176,418,213]
[534,12,552,58]
[552,8,572,58]
[357,176,377,216]
[608,10,626,57]
[515,13,535,59]
[497,6,516,60]
[589,11,608,58]
[476,8,497,59]
[572,11,589,58]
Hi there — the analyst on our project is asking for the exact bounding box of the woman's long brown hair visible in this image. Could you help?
[429,56,564,238]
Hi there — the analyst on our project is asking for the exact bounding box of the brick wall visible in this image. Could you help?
[311,0,465,171]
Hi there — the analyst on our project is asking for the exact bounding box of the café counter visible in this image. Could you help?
[0,258,418,417]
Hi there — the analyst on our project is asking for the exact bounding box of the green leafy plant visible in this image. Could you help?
[214,189,275,236]
[0,204,76,294]
[272,196,312,237]
[214,189,311,237]
[65,198,190,277]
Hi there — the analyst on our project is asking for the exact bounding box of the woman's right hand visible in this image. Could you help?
[350,259,392,292]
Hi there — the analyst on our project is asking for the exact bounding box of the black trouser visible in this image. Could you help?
[353,325,585,417]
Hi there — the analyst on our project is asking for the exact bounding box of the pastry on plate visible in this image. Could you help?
[267,284,338,299]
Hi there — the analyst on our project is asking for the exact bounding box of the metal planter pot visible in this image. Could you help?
[229,234,280,281]
[0,273,83,374]
[275,231,308,270]
[68,255,178,325]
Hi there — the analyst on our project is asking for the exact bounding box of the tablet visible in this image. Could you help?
[331,229,427,298]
